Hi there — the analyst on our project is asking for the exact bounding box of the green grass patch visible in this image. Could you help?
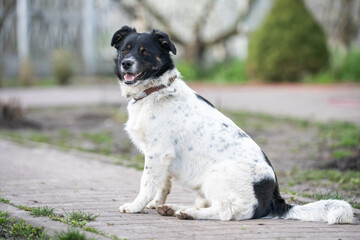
[293,169,360,191]
[83,132,112,144]
[0,197,10,204]
[54,228,90,240]
[0,211,10,225]
[318,122,360,149]
[0,210,48,239]
[304,191,347,201]
[31,206,55,218]
[63,210,99,223]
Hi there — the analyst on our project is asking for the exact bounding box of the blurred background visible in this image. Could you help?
[0,0,360,215]
[0,0,360,86]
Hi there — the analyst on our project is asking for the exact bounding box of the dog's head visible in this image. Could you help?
[111,26,177,85]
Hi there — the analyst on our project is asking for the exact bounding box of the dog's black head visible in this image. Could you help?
[111,26,177,85]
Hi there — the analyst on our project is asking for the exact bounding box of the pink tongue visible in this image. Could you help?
[124,73,136,82]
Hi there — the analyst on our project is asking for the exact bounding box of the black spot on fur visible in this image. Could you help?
[222,123,229,128]
[252,178,293,219]
[237,130,247,138]
[195,93,215,108]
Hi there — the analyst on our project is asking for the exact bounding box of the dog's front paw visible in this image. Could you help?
[119,203,143,213]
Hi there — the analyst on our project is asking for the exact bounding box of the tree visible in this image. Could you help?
[119,0,256,65]
[247,0,329,82]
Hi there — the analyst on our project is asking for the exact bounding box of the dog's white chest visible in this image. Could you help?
[125,103,148,153]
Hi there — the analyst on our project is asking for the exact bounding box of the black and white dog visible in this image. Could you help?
[111,26,353,224]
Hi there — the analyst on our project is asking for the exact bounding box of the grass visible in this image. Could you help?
[31,206,55,217]
[0,210,48,239]
[0,198,124,239]
[54,228,90,240]
[63,210,99,223]
[0,198,10,204]
[292,169,360,191]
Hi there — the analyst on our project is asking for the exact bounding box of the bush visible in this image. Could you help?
[52,49,74,85]
[176,59,248,83]
[304,47,360,83]
[19,60,34,86]
[247,0,329,82]
[211,59,248,83]
[336,47,360,81]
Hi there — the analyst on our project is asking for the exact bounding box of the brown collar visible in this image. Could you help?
[133,75,177,102]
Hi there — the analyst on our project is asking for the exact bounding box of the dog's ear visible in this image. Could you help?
[111,26,136,48]
[151,30,177,55]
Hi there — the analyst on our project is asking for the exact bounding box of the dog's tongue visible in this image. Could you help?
[124,73,137,83]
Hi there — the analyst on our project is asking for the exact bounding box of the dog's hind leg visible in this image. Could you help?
[157,193,210,216]
[174,201,233,220]
[146,175,172,209]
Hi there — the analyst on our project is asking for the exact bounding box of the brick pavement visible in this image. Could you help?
[0,139,359,239]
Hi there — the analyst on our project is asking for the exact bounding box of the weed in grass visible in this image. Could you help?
[0,211,10,225]
[31,206,55,217]
[63,210,99,222]
[0,197,10,204]
[0,211,48,240]
[17,204,33,212]
[10,219,46,239]
[84,227,100,234]
[54,228,90,240]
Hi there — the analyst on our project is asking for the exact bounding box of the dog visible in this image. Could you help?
[111,26,354,224]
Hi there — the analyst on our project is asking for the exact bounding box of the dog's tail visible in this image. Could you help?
[281,199,354,224]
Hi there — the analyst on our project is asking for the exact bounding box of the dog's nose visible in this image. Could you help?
[121,59,134,70]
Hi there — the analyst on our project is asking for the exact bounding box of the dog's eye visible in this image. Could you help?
[122,44,131,54]
[139,47,148,55]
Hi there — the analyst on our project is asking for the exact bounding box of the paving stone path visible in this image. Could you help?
[0,139,359,239]
[1,83,359,124]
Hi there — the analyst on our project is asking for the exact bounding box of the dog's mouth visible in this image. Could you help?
[123,72,143,85]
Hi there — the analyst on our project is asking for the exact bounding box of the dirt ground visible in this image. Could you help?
[1,104,359,207]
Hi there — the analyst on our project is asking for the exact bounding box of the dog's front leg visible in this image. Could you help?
[146,175,172,209]
[119,153,173,213]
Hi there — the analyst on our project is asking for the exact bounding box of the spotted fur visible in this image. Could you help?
[111,26,354,224]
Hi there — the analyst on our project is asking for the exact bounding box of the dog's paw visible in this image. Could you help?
[119,203,142,213]
[175,210,194,220]
[156,205,175,216]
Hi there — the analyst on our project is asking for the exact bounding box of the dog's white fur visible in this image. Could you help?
[118,68,354,224]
